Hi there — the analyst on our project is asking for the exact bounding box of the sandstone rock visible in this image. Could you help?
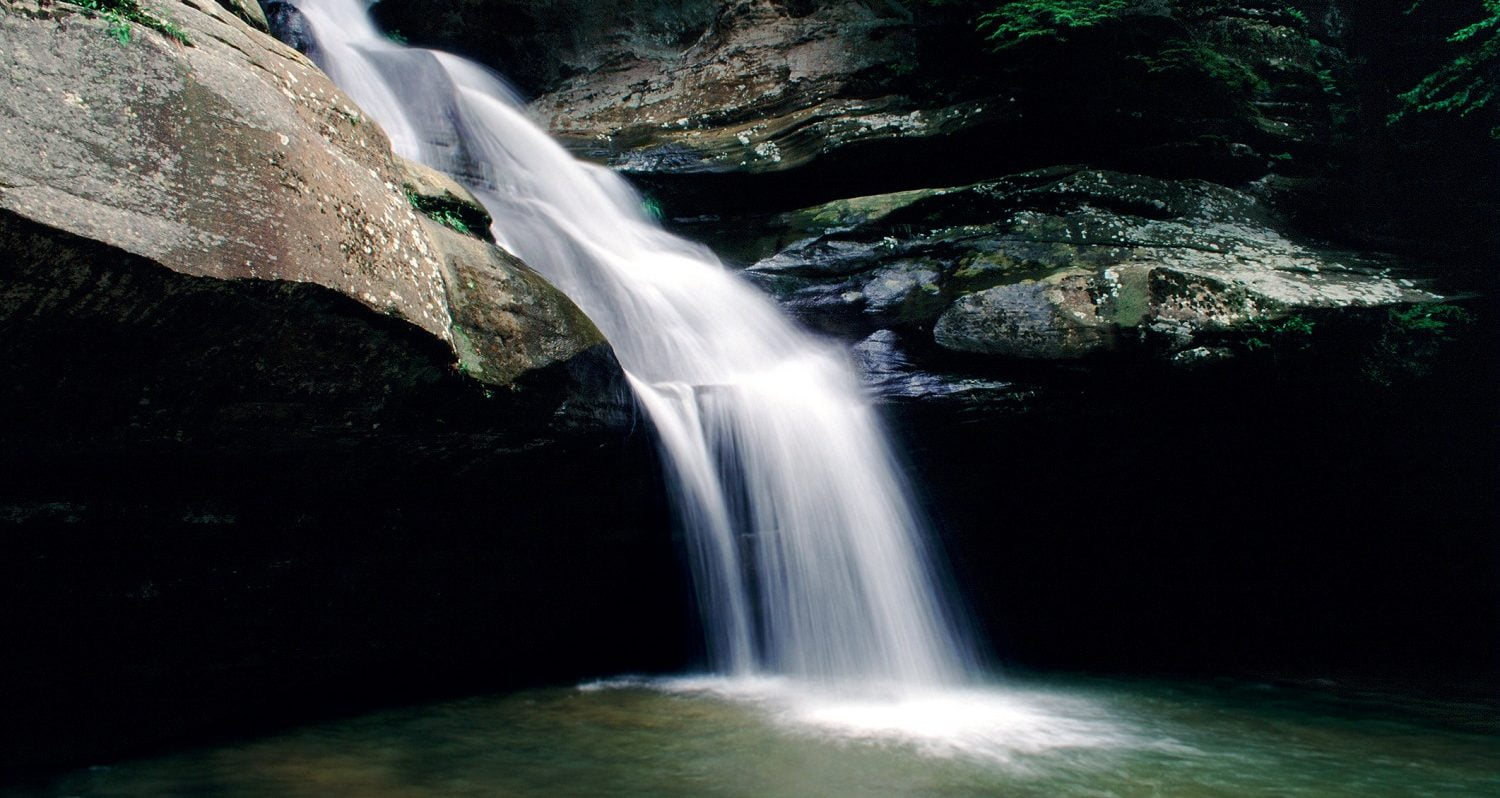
[0,4,651,776]
[428,219,604,385]
[527,0,961,176]
[0,0,602,388]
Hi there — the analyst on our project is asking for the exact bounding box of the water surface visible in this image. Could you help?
[13,675,1496,797]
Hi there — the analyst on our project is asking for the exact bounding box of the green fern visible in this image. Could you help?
[1133,38,1270,98]
[1391,0,1499,138]
[976,0,1131,50]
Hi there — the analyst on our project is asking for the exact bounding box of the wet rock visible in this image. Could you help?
[741,167,1439,363]
[396,155,495,242]
[526,0,966,177]
[264,0,317,56]
[429,219,605,385]
[934,274,1111,360]
[1170,345,1236,368]
[851,329,1015,404]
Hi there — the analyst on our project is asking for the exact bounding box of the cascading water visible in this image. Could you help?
[289,0,976,688]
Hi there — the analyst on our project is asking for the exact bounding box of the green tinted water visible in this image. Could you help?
[9,676,1497,797]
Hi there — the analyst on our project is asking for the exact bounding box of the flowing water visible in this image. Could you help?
[287,0,974,686]
[9,676,1497,797]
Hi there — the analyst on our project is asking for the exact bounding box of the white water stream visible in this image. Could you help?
[290,0,976,689]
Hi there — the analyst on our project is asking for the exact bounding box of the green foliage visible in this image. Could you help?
[405,189,475,236]
[386,29,409,45]
[1387,302,1472,335]
[962,2,1267,101]
[1363,303,1474,384]
[1133,37,1270,98]
[976,0,1131,50]
[61,0,191,46]
[107,13,132,44]
[1245,315,1315,352]
[1391,0,1500,138]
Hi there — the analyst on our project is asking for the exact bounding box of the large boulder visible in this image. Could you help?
[0,0,604,390]
[0,0,684,778]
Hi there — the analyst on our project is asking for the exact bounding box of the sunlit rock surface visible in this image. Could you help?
[1,0,610,388]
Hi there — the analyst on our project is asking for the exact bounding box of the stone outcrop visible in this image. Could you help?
[0,0,609,394]
[523,0,963,176]
[373,0,1010,188]
[363,0,1455,391]
[0,1,675,779]
[738,167,1438,369]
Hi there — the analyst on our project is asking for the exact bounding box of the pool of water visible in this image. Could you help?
[8,675,1497,797]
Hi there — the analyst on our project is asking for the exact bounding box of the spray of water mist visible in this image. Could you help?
[290,0,977,690]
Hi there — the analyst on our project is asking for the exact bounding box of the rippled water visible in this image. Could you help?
[12,676,1496,797]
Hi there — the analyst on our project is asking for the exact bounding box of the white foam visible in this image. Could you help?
[618,676,1146,766]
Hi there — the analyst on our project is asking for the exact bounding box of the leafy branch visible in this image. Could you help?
[1390,0,1499,138]
[976,0,1131,50]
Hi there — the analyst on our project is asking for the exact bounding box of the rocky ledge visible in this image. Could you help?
[733,167,1437,367]
[0,0,610,396]
[0,0,682,779]
[402,0,1345,219]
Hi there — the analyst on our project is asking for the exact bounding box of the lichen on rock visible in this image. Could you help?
[742,166,1440,362]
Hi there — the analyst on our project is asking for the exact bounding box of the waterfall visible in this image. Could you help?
[289,0,976,687]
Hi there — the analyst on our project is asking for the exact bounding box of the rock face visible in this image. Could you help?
[739,167,1437,368]
[0,0,684,778]
[375,0,1008,192]
[523,0,953,176]
[936,277,1109,360]
[0,0,602,387]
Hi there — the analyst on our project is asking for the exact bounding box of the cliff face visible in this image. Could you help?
[0,0,684,778]
[393,0,1466,389]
